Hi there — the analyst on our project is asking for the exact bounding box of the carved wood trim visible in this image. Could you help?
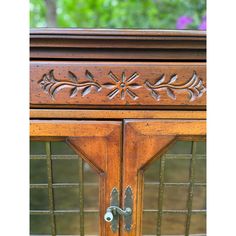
[39,69,205,102]
[39,70,102,99]
[31,62,206,108]
[145,71,205,101]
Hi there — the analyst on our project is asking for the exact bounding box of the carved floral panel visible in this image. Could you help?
[31,62,206,107]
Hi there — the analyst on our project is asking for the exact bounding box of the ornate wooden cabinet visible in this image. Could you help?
[30,29,206,236]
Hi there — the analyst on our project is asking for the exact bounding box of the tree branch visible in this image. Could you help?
[45,0,57,27]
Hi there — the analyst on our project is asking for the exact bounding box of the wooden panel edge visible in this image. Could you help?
[125,119,206,136]
[30,109,206,120]
[30,120,121,137]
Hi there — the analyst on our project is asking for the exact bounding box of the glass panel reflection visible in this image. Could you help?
[30,141,99,235]
[163,186,188,210]
[143,141,206,236]
[55,213,80,235]
[30,215,51,234]
[161,214,186,235]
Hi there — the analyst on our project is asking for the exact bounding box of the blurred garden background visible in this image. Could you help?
[30,0,206,30]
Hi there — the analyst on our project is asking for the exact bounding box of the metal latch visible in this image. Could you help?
[104,186,133,232]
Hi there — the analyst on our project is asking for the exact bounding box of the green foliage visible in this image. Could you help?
[30,0,206,29]
[30,0,47,27]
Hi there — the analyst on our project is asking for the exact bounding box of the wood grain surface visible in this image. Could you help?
[30,109,206,119]
[30,29,207,236]
[30,120,122,236]
[30,29,206,61]
[122,119,206,236]
[30,62,206,109]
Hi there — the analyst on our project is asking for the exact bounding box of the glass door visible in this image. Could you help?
[30,141,100,235]
[30,119,206,236]
[143,141,206,236]
[30,120,122,236]
[122,119,206,236]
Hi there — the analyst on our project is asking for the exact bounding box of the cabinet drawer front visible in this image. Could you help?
[30,62,206,109]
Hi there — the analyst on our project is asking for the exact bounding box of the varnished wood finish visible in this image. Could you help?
[30,29,206,236]
[30,120,121,236]
[126,119,206,136]
[31,62,206,109]
[30,29,206,61]
[30,120,117,137]
[30,109,206,119]
[122,119,206,236]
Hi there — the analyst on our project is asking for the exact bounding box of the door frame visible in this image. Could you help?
[30,120,122,236]
[122,119,206,236]
[30,119,206,236]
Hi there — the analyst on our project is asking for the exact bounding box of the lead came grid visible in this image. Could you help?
[46,142,56,235]
[30,141,99,236]
[143,141,206,236]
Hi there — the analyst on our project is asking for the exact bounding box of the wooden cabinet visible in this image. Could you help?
[30,29,206,236]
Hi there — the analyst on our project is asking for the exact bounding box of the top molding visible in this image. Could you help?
[30,28,206,61]
[30,28,206,37]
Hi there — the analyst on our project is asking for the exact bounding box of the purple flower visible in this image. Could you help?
[176,16,193,29]
[198,15,206,30]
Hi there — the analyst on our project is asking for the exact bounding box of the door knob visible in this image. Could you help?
[104,209,114,222]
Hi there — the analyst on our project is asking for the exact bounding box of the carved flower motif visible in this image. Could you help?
[145,71,206,102]
[103,71,141,100]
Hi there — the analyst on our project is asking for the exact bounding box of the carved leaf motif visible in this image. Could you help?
[128,83,141,89]
[126,72,139,83]
[43,74,49,83]
[126,89,138,100]
[48,70,56,82]
[94,84,102,92]
[44,82,53,92]
[81,86,91,97]
[154,74,165,86]
[85,70,94,81]
[39,75,47,87]
[168,74,177,84]
[145,71,206,102]
[51,87,58,99]
[68,71,78,83]
[200,85,206,95]
[70,87,79,98]
[195,79,202,88]
[103,83,116,88]
[108,88,119,100]
[191,71,197,83]
[188,89,195,101]
[108,71,119,82]
[121,72,126,82]
[151,90,160,101]
[39,80,45,87]
[166,88,176,100]
[39,70,102,99]
[121,90,125,99]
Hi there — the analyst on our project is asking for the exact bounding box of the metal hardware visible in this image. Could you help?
[104,208,114,222]
[105,188,119,232]
[124,186,133,232]
[104,206,132,221]
[104,186,133,232]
